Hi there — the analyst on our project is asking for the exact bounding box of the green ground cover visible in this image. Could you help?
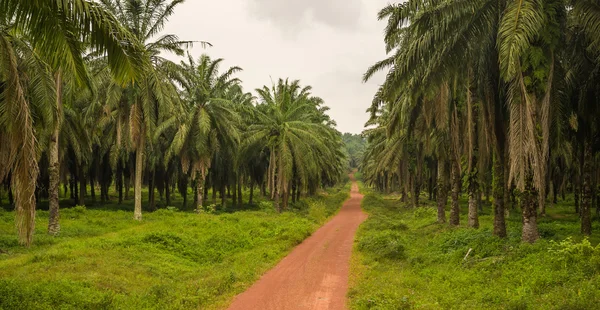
[349,186,600,310]
[0,183,349,310]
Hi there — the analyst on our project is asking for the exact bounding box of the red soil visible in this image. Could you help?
[227,179,366,310]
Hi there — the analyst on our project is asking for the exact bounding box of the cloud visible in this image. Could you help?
[161,0,390,134]
[248,0,365,31]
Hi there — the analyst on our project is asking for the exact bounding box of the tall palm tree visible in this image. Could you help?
[0,0,138,245]
[0,25,56,245]
[100,0,195,220]
[246,79,344,211]
[166,54,242,212]
[366,0,568,242]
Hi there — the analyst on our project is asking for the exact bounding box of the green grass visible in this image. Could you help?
[349,186,600,310]
[0,183,350,310]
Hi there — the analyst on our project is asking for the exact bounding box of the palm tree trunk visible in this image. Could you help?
[274,185,280,212]
[116,162,123,204]
[283,189,289,210]
[221,183,226,208]
[165,173,171,207]
[196,172,205,212]
[283,180,291,210]
[90,174,96,203]
[296,185,301,203]
[48,72,62,236]
[249,180,254,205]
[204,178,209,200]
[575,179,581,214]
[69,176,74,200]
[449,160,460,226]
[125,163,132,200]
[133,133,144,221]
[467,170,479,229]
[428,163,435,201]
[78,163,85,206]
[149,169,156,211]
[436,160,447,223]
[411,174,419,208]
[521,175,539,243]
[8,186,13,206]
[232,179,237,205]
[212,183,217,204]
[581,141,593,235]
[493,154,507,238]
[73,166,79,203]
[576,142,583,215]
[193,179,198,207]
[274,155,281,212]
[291,180,297,204]
[46,141,59,228]
[237,176,242,206]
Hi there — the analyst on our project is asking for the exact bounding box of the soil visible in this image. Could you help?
[227,178,366,310]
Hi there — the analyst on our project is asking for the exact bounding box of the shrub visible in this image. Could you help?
[258,201,275,213]
[412,206,437,219]
[549,237,600,273]
[358,229,405,260]
[308,201,327,223]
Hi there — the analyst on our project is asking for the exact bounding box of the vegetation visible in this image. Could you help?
[342,133,366,169]
[362,0,600,243]
[349,188,600,309]
[0,0,346,247]
[353,1,600,308]
[5,0,600,308]
[0,184,350,309]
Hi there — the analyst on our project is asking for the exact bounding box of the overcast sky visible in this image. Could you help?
[162,0,391,134]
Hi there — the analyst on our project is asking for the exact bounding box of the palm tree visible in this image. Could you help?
[100,0,195,220]
[166,54,242,212]
[0,25,56,245]
[0,0,138,245]
[367,0,569,242]
[246,79,344,211]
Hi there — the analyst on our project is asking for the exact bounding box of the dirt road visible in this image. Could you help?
[227,179,366,310]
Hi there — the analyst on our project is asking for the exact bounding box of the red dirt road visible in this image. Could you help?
[227,180,366,310]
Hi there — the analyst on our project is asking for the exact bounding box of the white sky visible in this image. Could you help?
[162,0,391,134]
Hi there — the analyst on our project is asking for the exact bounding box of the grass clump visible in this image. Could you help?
[349,187,600,310]
[357,230,405,261]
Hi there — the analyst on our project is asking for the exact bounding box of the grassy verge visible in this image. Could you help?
[349,185,600,309]
[0,183,349,310]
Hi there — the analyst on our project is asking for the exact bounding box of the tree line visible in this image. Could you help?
[0,0,345,246]
[361,0,600,243]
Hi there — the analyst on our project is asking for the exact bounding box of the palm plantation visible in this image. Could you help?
[1,0,600,309]
[0,0,345,246]
[362,0,600,243]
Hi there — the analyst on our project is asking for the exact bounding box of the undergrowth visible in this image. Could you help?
[0,183,349,310]
[349,186,600,310]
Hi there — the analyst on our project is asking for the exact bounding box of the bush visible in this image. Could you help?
[258,201,275,213]
[308,201,327,223]
[412,206,437,219]
[358,229,405,260]
[549,237,600,273]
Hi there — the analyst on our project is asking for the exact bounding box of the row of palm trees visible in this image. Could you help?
[361,0,600,243]
[0,0,345,246]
